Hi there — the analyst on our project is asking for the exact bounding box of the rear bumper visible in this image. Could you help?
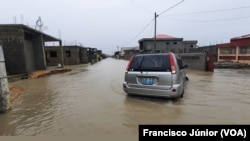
[123,82,183,98]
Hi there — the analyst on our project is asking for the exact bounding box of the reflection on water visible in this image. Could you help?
[0,58,250,136]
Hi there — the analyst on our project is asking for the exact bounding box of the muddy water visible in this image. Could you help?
[0,58,250,137]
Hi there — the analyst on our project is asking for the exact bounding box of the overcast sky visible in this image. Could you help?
[1,0,250,54]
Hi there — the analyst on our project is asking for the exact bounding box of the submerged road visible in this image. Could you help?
[0,58,250,139]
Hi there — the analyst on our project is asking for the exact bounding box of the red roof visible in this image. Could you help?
[231,34,250,40]
[217,34,250,48]
[153,34,176,39]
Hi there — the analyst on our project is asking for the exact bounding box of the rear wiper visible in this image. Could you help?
[139,56,144,74]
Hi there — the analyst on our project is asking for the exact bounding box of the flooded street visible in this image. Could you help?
[0,58,250,138]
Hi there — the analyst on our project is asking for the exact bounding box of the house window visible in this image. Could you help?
[247,46,250,54]
[228,48,236,54]
[65,50,71,57]
[173,42,177,45]
[240,46,250,54]
[220,47,236,54]
[190,45,194,48]
[50,51,57,57]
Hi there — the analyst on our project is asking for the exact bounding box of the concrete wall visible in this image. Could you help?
[124,50,139,60]
[189,45,218,62]
[0,26,27,75]
[33,35,46,70]
[0,26,46,74]
[179,53,207,71]
[0,45,11,113]
[140,39,197,53]
[87,48,97,64]
[80,48,89,64]
[64,46,81,65]
[24,40,35,73]
[45,46,89,66]
[45,47,63,66]
[156,40,185,53]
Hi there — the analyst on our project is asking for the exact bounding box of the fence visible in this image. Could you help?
[179,53,207,71]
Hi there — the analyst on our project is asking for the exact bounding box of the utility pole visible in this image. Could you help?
[153,0,184,53]
[154,12,158,53]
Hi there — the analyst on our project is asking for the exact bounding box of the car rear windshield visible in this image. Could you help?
[129,54,171,72]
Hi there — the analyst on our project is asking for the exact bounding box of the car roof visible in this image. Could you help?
[135,52,173,57]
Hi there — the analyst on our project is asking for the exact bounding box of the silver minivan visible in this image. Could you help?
[123,52,188,99]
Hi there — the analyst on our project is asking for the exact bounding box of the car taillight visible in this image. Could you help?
[169,53,176,74]
[126,55,135,73]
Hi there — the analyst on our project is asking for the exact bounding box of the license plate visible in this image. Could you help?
[141,78,153,85]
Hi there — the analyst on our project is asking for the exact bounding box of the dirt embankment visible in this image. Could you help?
[9,68,72,106]
[30,68,72,79]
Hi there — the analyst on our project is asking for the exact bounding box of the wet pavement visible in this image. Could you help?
[0,58,250,138]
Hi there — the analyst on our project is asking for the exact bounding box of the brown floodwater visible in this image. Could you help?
[0,58,250,138]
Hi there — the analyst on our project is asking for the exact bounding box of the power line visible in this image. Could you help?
[124,18,154,46]
[158,0,184,16]
[124,0,184,47]
[148,20,155,37]
[153,0,185,50]
[129,0,153,14]
[163,15,250,22]
[162,5,250,16]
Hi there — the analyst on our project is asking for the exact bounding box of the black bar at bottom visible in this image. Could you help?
[139,125,250,141]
